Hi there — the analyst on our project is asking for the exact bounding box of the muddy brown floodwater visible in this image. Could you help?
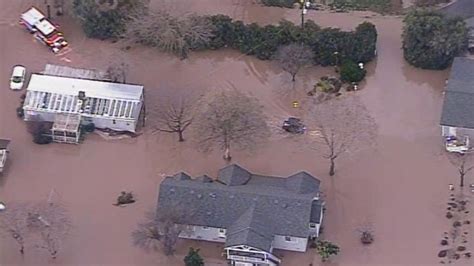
[1,0,472,265]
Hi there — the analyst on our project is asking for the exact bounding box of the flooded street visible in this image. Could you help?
[1,0,472,265]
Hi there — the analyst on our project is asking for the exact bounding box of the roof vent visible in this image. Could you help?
[197,194,202,199]
[170,188,175,193]
[253,197,258,201]
[229,195,234,199]
[274,200,279,204]
[78,91,86,100]
[190,190,195,194]
[206,211,212,216]
[282,203,288,209]
[209,193,216,198]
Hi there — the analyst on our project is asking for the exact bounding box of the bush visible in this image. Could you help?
[315,240,340,262]
[402,10,468,70]
[184,248,204,266]
[339,60,366,82]
[16,107,24,118]
[82,123,95,133]
[261,0,296,8]
[33,134,53,145]
[73,0,148,40]
[206,15,376,65]
[122,11,376,69]
[81,10,125,39]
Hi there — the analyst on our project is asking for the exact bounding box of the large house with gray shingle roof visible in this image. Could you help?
[440,57,474,153]
[157,164,324,266]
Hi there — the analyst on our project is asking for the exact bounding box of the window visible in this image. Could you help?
[309,223,317,229]
[202,226,209,230]
[285,236,292,242]
[218,228,226,238]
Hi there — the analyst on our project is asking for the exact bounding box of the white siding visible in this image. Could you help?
[272,235,308,252]
[23,109,137,132]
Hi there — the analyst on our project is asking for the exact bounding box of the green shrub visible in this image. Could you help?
[206,15,376,65]
[73,0,148,40]
[261,0,296,8]
[402,10,468,70]
[184,248,204,266]
[340,60,366,82]
[316,240,340,262]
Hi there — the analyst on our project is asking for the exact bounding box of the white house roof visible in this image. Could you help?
[21,7,45,26]
[27,74,143,101]
[24,74,144,121]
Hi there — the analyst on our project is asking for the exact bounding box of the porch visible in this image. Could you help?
[49,113,81,144]
[442,126,471,154]
[226,246,280,266]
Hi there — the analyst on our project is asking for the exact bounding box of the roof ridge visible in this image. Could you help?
[226,226,273,240]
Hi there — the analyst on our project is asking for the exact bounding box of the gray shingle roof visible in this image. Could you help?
[286,172,321,194]
[440,0,474,19]
[218,164,252,185]
[225,204,274,251]
[440,57,474,128]
[310,201,323,223]
[157,164,322,251]
[467,17,474,28]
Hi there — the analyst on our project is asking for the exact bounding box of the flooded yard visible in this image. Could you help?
[0,0,472,265]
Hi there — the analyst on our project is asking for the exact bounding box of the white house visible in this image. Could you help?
[157,164,324,266]
[440,57,474,153]
[23,73,144,133]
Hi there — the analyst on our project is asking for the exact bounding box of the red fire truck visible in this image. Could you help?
[20,7,68,53]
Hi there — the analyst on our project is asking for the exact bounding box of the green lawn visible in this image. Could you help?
[330,0,395,13]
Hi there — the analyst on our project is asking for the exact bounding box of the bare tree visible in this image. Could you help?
[195,90,270,161]
[124,10,215,59]
[132,206,191,256]
[274,43,314,82]
[0,203,31,255]
[151,91,196,142]
[307,96,377,176]
[27,202,72,259]
[446,152,474,188]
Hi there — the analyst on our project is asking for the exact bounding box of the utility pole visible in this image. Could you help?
[45,0,51,19]
[300,0,310,28]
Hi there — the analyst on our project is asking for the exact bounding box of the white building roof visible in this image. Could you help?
[21,7,45,26]
[24,74,144,121]
[35,19,55,36]
[27,74,143,101]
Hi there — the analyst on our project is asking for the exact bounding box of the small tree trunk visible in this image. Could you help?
[20,245,24,255]
[178,130,184,142]
[292,73,296,82]
[329,157,335,176]
[460,172,465,187]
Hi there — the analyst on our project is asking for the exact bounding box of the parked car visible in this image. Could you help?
[282,117,306,134]
[10,65,26,90]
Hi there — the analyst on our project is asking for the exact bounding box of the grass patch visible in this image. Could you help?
[330,0,395,13]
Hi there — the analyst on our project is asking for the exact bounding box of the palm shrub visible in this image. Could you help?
[339,60,366,82]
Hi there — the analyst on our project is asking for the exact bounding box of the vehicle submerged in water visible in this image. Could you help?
[20,7,68,53]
